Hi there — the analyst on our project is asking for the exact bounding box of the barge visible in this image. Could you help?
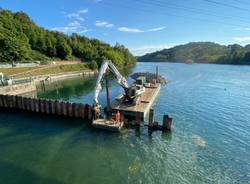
[111,83,161,121]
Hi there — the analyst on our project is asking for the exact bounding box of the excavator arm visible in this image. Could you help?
[93,60,129,106]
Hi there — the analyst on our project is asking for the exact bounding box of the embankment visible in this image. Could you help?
[0,82,36,95]
[0,70,96,96]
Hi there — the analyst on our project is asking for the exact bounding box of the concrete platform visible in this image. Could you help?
[111,83,161,121]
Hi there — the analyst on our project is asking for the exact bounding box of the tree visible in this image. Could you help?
[89,60,98,70]
[56,35,72,59]
[0,8,136,68]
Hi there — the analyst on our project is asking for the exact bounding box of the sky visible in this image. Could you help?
[1,0,250,56]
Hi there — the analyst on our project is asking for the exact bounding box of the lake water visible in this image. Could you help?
[0,62,249,184]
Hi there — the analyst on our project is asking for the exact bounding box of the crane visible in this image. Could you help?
[92,60,145,120]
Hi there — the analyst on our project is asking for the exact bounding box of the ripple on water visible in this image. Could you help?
[0,63,249,184]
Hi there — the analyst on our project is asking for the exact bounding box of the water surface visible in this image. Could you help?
[0,62,249,184]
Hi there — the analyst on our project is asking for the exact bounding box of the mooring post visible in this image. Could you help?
[149,109,154,127]
[135,112,141,125]
[156,66,159,82]
[163,114,172,131]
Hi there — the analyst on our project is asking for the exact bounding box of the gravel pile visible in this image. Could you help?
[130,72,168,84]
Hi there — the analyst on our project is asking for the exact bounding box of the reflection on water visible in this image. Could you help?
[37,76,97,101]
[0,62,250,184]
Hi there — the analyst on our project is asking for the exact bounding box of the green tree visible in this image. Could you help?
[55,34,72,59]
[0,8,136,68]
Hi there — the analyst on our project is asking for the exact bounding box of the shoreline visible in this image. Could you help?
[137,61,250,67]
[0,70,97,96]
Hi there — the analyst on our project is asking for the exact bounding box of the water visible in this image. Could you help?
[0,63,250,184]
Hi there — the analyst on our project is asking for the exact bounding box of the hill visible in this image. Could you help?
[0,9,136,69]
[138,42,250,65]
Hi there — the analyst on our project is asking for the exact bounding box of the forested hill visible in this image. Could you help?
[138,42,250,65]
[0,9,136,68]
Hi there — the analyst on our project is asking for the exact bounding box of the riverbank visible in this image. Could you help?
[0,63,92,79]
[0,62,97,96]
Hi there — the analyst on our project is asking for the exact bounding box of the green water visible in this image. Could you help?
[0,63,249,184]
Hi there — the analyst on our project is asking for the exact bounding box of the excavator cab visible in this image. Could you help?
[123,85,144,105]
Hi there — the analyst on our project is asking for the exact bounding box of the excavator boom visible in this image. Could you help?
[94,60,129,105]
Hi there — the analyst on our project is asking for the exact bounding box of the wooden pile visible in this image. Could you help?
[0,94,92,120]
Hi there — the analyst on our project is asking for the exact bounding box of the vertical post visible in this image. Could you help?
[88,104,92,120]
[55,100,61,115]
[149,109,154,127]
[35,99,39,112]
[163,114,172,131]
[51,100,55,115]
[80,104,85,119]
[68,102,73,117]
[0,95,3,107]
[156,66,159,82]
[105,71,111,118]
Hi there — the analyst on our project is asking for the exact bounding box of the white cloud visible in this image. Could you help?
[52,20,91,34]
[67,8,88,21]
[53,8,91,34]
[95,20,114,28]
[51,26,78,34]
[78,28,92,34]
[77,9,89,14]
[148,26,166,32]
[67,13,84,21]
[68,20,81,27]
[52,26,91,34]
[233,36,250,42]
[118,26,166,33]
[130,44,173,56]
[118,27,144,33]
[51,8,91,34]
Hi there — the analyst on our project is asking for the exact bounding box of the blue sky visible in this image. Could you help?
[1,0,250,55]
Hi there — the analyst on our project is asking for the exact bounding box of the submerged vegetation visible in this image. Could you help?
[0,9,136,69]
[138,42,250,65]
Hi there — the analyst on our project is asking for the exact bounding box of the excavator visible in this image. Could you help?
[92,60,145,131]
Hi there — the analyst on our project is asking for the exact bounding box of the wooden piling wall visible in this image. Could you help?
[0,94,92,120]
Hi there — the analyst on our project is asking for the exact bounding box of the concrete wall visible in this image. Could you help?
[0,82,36,95]
[0,70,96,97]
